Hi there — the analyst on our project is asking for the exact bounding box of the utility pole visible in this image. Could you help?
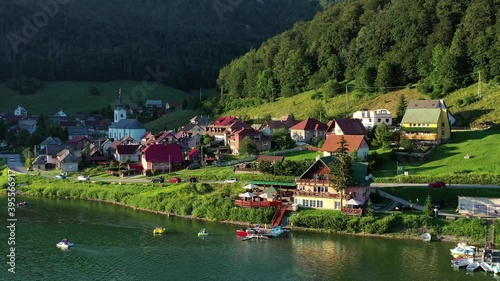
[199,88,202,102]
[220,86,224,102]
[478,71,482,99]
[345,86,349,109]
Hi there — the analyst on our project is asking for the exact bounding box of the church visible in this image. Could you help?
[108,89,147,142]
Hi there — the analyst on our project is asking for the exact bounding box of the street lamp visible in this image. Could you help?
[434,207,438,218]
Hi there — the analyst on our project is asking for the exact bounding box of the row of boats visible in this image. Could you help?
[450,243,500,273]
[237,226,289,241]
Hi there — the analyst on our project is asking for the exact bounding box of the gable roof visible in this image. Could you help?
[187,149,199,158]
[142,143,183,163]
[57,149,78,163]
[109,119,145,130]
[401,108,441,124]
[407,99,446,109]
[331,119,368,135]
[40,137,63,146]
[289,118,327,131]
[67,136,89,144]
[321,135,366,153]
[298,156,336,179]
[44,144,74,157]
[67,126,89,136]
[32,155,46,165]
[213,116,237,126]
[116,144,140,155]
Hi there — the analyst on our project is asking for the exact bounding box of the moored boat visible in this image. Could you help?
[492,262,500,274]
[451,258,473,268]
[450,245,475,256]
[480,262,493,272]
[265,226,284,237]
[466,261,480,272]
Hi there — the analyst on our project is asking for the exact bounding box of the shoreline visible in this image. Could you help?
[16,193,466,243]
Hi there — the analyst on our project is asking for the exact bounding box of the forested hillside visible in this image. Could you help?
[214,0,500,113]
[0,0,320,90]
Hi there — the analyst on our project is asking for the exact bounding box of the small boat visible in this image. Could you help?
[198,228,209,236]
[18,201,28,207]
[480,262,493,272]
[265,226,284,237]
[451,258,473,268]
[153,227,166,235]
[422,233,431,242]
[242,236,253,241]
[466,261,480,272]
[236,229,248,236]
[492,262,500,274]
[450,245,475,256]
[56,240,73,250]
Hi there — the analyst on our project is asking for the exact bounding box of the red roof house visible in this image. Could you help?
[141,143,184,172]
[289,118,328,143]
[114,144,141,162]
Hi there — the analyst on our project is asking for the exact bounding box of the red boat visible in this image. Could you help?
[236,229,248,237]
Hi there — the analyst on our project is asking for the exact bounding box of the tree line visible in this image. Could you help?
[0,0,319,91]
[214,0,499,113]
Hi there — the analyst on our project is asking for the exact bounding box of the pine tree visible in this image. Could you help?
[423,194,433,218]
[396,94,407,121]
[328,136,355,209]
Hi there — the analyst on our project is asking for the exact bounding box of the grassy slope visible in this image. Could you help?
[0,80,195,114]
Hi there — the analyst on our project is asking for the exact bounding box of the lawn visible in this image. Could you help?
[282,150,322,161]
[144,109,201,132]
[0,80,195,115]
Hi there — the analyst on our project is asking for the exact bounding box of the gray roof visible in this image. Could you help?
[32,155,46,165]
[44,144,74,157]
[109,119,145,130]
[57,149,78,163]
[407,100,447,109]
[67,126,89,136]
[40,137,63,146]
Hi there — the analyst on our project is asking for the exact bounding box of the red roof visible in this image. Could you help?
[128,163,144,170]
[116,144,140,155]
[187,149,199,158]
[321,135,366,153]
[68,136,87,144]
[289,118,327,131]
[214,116,237,126]
[142,143,183,163]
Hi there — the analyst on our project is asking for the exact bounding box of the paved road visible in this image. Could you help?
[371,183,500,189]
[1,154,26,173]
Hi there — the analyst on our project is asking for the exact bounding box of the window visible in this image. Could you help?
[295,199,300,205]
[377,119,381,123]
[317,201,323,208]
[334,202,341,209]
[369,118,372,122]
[310,200,316,208]
[121,114,124,118]
[460,204,465,210]
[385,118,389,123]
[303,200,309,207]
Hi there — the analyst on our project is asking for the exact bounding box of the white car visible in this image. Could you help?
[9,157,15,162]
[224,178,238,183]
[78,175,90,181]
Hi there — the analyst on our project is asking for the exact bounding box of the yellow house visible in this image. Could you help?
[401,108,450,144]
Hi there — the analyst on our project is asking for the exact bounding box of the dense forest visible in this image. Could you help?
[0,0,320,90]
[213,0,500,113]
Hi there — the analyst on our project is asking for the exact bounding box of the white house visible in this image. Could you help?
[352,109,392,130]
[145,100,162,108]
[14,105,27,117]
[54,110,67,117]
[108,89,146,142]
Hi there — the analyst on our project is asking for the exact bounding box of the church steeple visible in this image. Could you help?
[114,88,127,122]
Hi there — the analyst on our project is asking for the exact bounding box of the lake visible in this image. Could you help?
[0,195,495,280]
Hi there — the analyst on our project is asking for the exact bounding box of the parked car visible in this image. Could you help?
[78,175,90,181]
[187,164,201,170]
[151,177,165,183]
[9,157,15,162]
[428,181,446,188]
[224,178,238,183]
[168,177,181,183]
[394,204,411,211]
[55,174,66,179]
[189,177,198,183]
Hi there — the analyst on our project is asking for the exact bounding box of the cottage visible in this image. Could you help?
[17,119,37,134]
[289,118,328,143]
[400,108,450,144]
[326,118,368,136]
[407,99,456,126]
[259,115,299,136]
[352,109,392,130]
[56,149,79,172]
[54,110,67,117]
[205,116,251,145]
[14,105,27,117]
[67,126,89,140]
[141,143,184,173]
[114,144,141,162]
[321,135,369,161]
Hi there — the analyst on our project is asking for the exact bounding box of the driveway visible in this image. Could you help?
[2,154,26,173]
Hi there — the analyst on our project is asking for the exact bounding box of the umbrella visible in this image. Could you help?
[243,184,258,190]
[238,192,257,198]
[346,198,362,206]
[262,187,279,194]
[259,193,275,200]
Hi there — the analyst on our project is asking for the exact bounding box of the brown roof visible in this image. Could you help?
[116,144,140,155]
[330,119,368,135]
[256,155,284,163]
[289,118,327,131]
[321,135,366,153]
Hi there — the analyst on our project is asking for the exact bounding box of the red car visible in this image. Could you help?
[168,177,181,183]
[428,181,446,188]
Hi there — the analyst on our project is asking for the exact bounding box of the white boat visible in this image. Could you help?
[480,262,493,272]
[466,261,480,272]
[451,258,473,268]
[450,245,475,256]
[56,241,74,250]
[422,233,431,242]
[492,262,500,274]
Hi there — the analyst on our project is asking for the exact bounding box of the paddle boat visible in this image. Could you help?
[56,238,73,250]
[466,261,480,272]
[18,201,28,207]
[265,226,284,237]
[451,258,473,268]
[491,262,500,274]
[198,228,209,236]
[480,262,493,272]
[153,227,166,235]
[450,243,476,256]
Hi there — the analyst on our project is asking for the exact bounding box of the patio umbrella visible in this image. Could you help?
[346,198,362,206]
[243,184,258,190]
[262,187,279,194]
[259,193,275,200]
[238,192,257,198]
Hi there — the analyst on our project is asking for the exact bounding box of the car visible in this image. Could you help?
[78,175,90,181]
[394,204,411,211]
[168,177,181,183]
[224,178,238,183]
[187,164,201,170]
[428,181,446,188]
[151,177,164,183]
[55,174,66,179]
[9,157,15,162]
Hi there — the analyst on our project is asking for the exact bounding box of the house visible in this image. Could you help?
[108,90,146,142]
[400,108,451,144]
[165,101,181,111]
[54,110,67,117]
[176,131,201,152]
[43,144,76,164]
[294,156,369,214]
[39,137,63,151]
[86,147,108,164]
[17,119,37,134]
[141,143,184,173]
[228,128,271,155]
[66,136,93,154]
[186,149,200,162]
[56,149,79,172]
[154,131,178,144]
[321,135,369,161]
[1,112,24,123]
[352,109,392,130]
[457,197,500,217]
[32,155,47,170]
[256,155,284,164]
[67,126,89,140]
[205,116,251,145]
[14,106,27,117]
[259,115,299,136]
[407,99,456,126]
[289,118,328,143]
[326,119,368,136]
[145,100,162,108]
[114,144,141,162]
[179,123,204,135]
[189,115,211,128]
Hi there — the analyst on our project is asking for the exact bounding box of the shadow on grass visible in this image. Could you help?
[454,109,494,126]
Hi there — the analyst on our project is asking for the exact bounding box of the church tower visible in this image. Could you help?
[114,88,127,122]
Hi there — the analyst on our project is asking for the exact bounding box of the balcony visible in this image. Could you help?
[234,200,283,208]
[294,191,351,199]
[296,179,331,185]
[401,132,437,141]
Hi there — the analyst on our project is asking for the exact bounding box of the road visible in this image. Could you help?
[371,183,500,189]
